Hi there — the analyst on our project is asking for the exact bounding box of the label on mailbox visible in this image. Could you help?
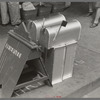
[5,43,22,59]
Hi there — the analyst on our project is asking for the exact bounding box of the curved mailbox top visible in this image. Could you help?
[39,19,81,49]
[27,13,66,43]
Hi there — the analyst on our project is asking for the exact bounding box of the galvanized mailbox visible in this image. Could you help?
[27,13,66,43]
[39,19,81,49]
[39,19,81,85]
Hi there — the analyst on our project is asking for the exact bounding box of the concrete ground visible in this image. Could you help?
[0,2,100,98]
[83,87,100,98]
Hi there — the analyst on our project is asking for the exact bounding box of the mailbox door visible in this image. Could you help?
[52,47,65,85]
[45,47,65,85]
[63,43,77,80]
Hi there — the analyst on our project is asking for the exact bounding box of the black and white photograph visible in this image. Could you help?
[0,1,100,98]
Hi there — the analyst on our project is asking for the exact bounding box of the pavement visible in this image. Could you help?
[0,2,100,98]
[83,87,100,98]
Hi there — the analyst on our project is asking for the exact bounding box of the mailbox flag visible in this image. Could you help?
[53,20,67,41]
[61,20,67,27]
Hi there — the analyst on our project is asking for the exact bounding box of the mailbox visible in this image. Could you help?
[39,19,81,49]
[39,19,81,85]
[27,13,66,43]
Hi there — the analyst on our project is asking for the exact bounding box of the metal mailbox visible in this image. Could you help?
[39,19,81,85]
[27,13,66,43]
[39,19,81,49]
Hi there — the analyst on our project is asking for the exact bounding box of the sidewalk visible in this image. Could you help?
[83,87,100,98]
